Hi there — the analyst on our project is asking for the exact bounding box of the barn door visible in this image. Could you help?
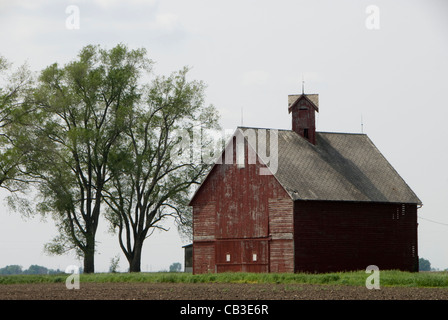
[242,240,269,273]
[215,240,268,273]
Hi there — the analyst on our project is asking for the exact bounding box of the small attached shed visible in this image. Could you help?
[183,244,193,273]
[189,93,422,274]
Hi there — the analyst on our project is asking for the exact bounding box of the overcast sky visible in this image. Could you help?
[1,0,447,272]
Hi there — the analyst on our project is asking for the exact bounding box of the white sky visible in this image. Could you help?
[0,0,447,272]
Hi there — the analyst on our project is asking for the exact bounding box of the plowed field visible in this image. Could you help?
[1,282,448,300]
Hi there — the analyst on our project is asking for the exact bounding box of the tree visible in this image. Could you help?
[419,257,431,271]
[0,55,33,192]
[20,44,151,273]
[0,264,62,275]
[109,255,120,273]
[104,67,220,272]
[24,264,49,275]
[169,262,182,272]
[0,264,23,275]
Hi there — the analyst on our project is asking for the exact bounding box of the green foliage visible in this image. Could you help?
[109,255,120,273]
[23,265,49,275]
[169,262,182,272]
[0,55,33,192]
[103,66,220,271]
[0,264,62,275]
[10,44,152,273]
[3,44,220,274]
[0,265,23,275]
[419,257,431,271]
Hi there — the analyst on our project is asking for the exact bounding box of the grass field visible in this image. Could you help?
[1,270,447,288]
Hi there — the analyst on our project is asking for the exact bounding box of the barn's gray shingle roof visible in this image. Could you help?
[240,127,422,205]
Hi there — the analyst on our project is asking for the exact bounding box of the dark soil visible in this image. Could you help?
[1,282,448,300]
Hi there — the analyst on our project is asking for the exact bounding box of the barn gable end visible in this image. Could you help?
[191,131,293,274]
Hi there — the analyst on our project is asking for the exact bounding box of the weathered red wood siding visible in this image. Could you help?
[193,202,216,241]
[192,202,216,273]
[294,201,418,273]
[215,239,269,273]
[191,135,293,274]
[269,198,294,272]
[193,242,215,274]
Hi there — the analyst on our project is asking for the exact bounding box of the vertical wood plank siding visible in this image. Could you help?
[215,239,269,273]
[193,202,216,241]
[193,242,215,274]
[269,199,294,272]
[191,137,293,274]
[294,201,418,273]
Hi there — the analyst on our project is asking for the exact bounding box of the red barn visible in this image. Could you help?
[189,93,422,274]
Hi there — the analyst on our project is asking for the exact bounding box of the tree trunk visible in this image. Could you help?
[128,241,143,272]
[83,234,95,274]
[83,201,100,274]
[83,250,95,273]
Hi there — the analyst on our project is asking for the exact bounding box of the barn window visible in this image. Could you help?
[303,128,309,139]
[226,253,231,262]
[252,253,257,262]
[401,204,406,215]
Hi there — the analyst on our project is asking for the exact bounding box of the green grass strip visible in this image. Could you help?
[1,270,447,288]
